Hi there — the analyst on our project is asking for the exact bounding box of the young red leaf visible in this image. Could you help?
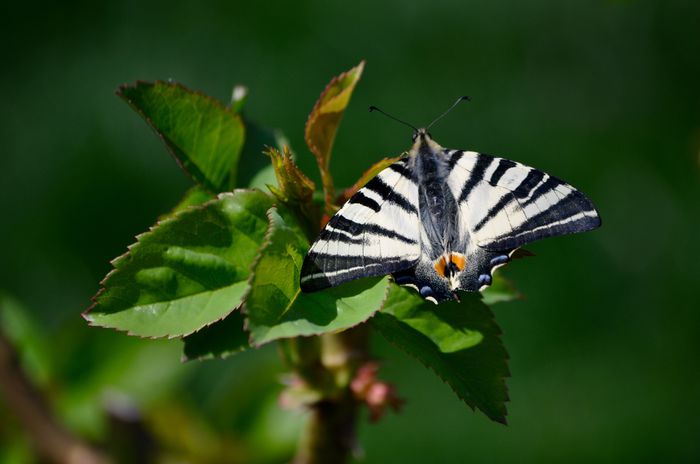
[305,61,365,215]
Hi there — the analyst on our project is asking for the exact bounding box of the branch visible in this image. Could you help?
[0,331,111,464]
[290,327,371,464]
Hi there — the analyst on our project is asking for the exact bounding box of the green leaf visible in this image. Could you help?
[305,61,365,214]
[265,146,319,238]
[84,190,273,338]
[481,273,521,306]
[373,286,510,424]
[244,207,390,346]
[247,163,277,191]
[265,146,315,206]
[160,186,215,221]
[181,310,249,361]
[118,81,245,192]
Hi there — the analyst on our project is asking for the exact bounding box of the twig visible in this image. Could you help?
[0,331,111,464]
[290,327,371,464]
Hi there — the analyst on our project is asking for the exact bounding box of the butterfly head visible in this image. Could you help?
[411,128,430,142]
[411,128,443,155]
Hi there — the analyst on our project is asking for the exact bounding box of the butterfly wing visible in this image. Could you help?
[300,158,421,292]
[445,149,601,290]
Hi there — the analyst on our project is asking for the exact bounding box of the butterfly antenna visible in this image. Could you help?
[369,105,418,132]
[426,96,471,130]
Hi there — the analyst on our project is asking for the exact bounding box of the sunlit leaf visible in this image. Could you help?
[84,190,273,338]
[373,286,510,423]
[181,311,249,361]
[244,207,390,346]
[118,81,245,192]
[305,61,365,214]
[159,186,215,221]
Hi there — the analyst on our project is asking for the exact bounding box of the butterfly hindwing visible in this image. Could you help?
[300,158,421,291]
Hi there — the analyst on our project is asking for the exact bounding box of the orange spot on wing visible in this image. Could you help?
[449,253,466,271]
[434,256,448,277]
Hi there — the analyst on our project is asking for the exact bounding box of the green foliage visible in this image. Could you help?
[265,146,315,208]
[373,287,510,423]
[161,186,215,220]
[264,146,319,238]
[305,61,365,214]
[118,81,245,192]
[84,191,273,338]
[182,310,249,361]
[244,208,390,346]
[87,63,519,426]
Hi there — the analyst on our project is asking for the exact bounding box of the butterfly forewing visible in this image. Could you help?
[446,150,601,251]
[300,158,421,291]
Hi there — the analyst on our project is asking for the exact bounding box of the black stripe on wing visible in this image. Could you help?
[348,191,381,212]
[521,176,563,207]
[300,157,420,292]
[481,189,601,250]
[457,155,493,203]
[489,159,517,185]
[328,215,418,245]
[388,162,416,181]
[301,254,416,292]
[472,170,545,233]
[446,149,601,250]
[363,176,417,215]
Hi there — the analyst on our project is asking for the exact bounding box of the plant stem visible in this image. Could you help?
[294,395,358,464]
[291,326,370,464]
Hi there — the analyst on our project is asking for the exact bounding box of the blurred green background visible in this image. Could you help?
[1,0,699,462]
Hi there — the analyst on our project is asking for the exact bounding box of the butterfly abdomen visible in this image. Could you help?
[414,140,464,258]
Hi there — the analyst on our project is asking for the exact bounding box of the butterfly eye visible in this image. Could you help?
[412,132,418,142]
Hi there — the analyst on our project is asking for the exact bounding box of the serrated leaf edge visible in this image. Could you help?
[82,189,272,340]
[374,294,511,424]
[303,61,365,166]
[241,207,392,348]
[116,80,246,193]
[180,331,248,363]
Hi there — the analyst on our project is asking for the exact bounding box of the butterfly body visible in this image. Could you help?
[300,129,600,303]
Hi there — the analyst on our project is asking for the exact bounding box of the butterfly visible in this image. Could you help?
[299,100,601,303]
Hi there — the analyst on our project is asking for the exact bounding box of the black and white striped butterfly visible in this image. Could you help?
[300,104,601,303]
